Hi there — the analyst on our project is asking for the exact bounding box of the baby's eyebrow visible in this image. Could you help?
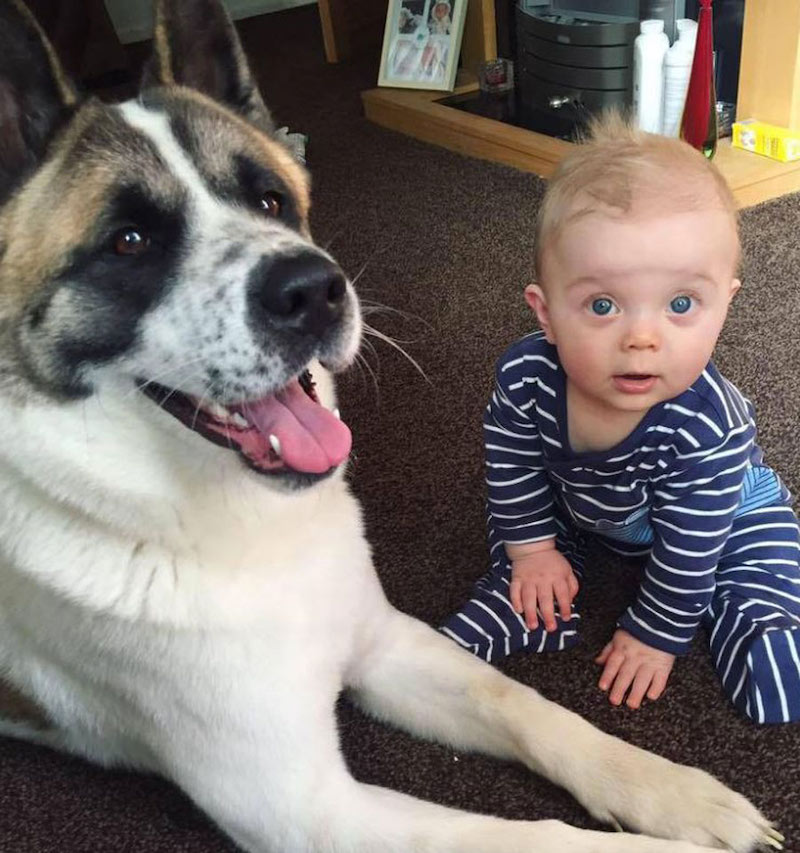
[566,272,720,290]
[565,276,608,290]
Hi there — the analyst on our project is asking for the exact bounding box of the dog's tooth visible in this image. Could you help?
[269,434,282,456]
[208,402,231,420]
[333,408,341,419]
[231,413,249,429]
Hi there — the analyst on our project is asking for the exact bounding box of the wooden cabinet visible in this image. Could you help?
[737,0,800,131]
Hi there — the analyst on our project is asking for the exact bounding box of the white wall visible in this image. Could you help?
[104,0,316,44]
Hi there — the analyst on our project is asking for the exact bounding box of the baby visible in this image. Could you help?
[441,113,800,724]
[429,1,451,35]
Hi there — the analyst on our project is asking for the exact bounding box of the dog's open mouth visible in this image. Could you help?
[139,369,351,476]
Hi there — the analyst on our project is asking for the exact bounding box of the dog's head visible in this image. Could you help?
[0,0,360,488]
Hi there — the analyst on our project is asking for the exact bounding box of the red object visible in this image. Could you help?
[680,0,718,157]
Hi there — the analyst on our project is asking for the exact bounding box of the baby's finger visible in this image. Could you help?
[626,669,653,710]
[554,579,572,621]
[538,588,557,632]
[509,578,523,613]
[647,669,669,701]
[595,641,613,665]
[598,650,624,691]
[521,584,539,630]
[568,572,580,598]
[608,662,637,707]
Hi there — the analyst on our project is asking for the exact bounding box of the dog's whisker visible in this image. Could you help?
[349,262,371,289]
[349,353,368,389]
[359,299,433,333]
[215,380,238,459]
[360,336,379,359]
[190,390,210,432]
[362,322,430,385]
[126,356,208,401]
[360,327,419,346]
[354,350,380,403]
[321,220,347,252]
[136,356,207,387]
[156,385,182,409]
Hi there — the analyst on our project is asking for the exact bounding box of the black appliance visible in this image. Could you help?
[515,3,640,119]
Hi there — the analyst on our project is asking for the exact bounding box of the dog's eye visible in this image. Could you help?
[259,192,282,218]
[113,227,150,256]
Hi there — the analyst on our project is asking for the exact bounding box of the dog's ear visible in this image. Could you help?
[0,0,79,204]
[142,0,274,133]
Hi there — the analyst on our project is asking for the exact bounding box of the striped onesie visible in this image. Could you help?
[441,330,800,724]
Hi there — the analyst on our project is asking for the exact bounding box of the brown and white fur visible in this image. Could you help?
[0,2,783,851]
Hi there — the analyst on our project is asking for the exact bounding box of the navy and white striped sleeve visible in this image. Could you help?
[618,401,754,656]
[483,355,558,547]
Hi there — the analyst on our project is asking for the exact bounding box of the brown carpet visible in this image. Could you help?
[1,5,799,851]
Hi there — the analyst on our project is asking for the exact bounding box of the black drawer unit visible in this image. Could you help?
[515,3,639,116]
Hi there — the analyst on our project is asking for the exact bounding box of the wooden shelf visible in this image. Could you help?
[355,1,800,210]
[362,83,800,209]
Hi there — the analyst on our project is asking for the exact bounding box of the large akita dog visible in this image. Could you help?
[0,1,784,851]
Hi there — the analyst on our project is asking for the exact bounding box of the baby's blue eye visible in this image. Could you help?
[591,298,614,316]
[670,295,692,314]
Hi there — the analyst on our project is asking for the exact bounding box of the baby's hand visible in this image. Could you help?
[595,629,675,709]
[509,549,578,632]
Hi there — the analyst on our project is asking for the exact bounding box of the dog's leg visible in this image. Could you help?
[169,724,715,853]
[0,717,69,750]
[0,679,71,751]
[346,609,777,853]
[0,678,158,769]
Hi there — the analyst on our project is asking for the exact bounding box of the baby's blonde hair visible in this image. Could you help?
[534,111,740,282]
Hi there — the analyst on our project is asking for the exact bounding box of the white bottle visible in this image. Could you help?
[661,19,699,137]
[633,19,670,134]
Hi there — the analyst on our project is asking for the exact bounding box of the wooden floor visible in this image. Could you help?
[362,83,800,210]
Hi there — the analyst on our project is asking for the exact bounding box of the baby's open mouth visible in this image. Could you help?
[139,368,351,476]
[613,374,658,393]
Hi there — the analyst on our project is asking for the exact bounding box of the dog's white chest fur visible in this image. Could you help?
[0,386,376,773]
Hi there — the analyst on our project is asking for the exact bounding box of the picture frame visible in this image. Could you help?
[377,0,468,92]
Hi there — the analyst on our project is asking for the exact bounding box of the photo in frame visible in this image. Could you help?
[378,0,468,91]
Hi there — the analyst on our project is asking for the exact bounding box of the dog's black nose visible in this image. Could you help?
[256,254,347,337]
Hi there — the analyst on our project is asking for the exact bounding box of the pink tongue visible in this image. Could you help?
[243,380,352,474]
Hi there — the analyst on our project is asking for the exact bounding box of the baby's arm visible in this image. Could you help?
[483,344,576,630]
[600,405,755,707]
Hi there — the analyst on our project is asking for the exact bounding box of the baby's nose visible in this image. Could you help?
[623,319,660,349]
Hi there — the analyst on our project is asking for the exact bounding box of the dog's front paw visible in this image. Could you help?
[580,746,782,853]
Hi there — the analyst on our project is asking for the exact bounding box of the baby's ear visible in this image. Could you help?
[524,284,555,343]
[729,277,742,301]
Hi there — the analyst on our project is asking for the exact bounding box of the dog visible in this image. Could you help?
[0,2,784,851]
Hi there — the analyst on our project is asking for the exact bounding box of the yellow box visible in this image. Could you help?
[732,119,800,162]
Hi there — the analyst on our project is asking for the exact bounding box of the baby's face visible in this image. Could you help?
[528,205,740,417]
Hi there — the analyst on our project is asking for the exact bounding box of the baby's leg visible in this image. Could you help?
[439,566,581,662]
[439,520,584,663]
[704,504,800,724]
